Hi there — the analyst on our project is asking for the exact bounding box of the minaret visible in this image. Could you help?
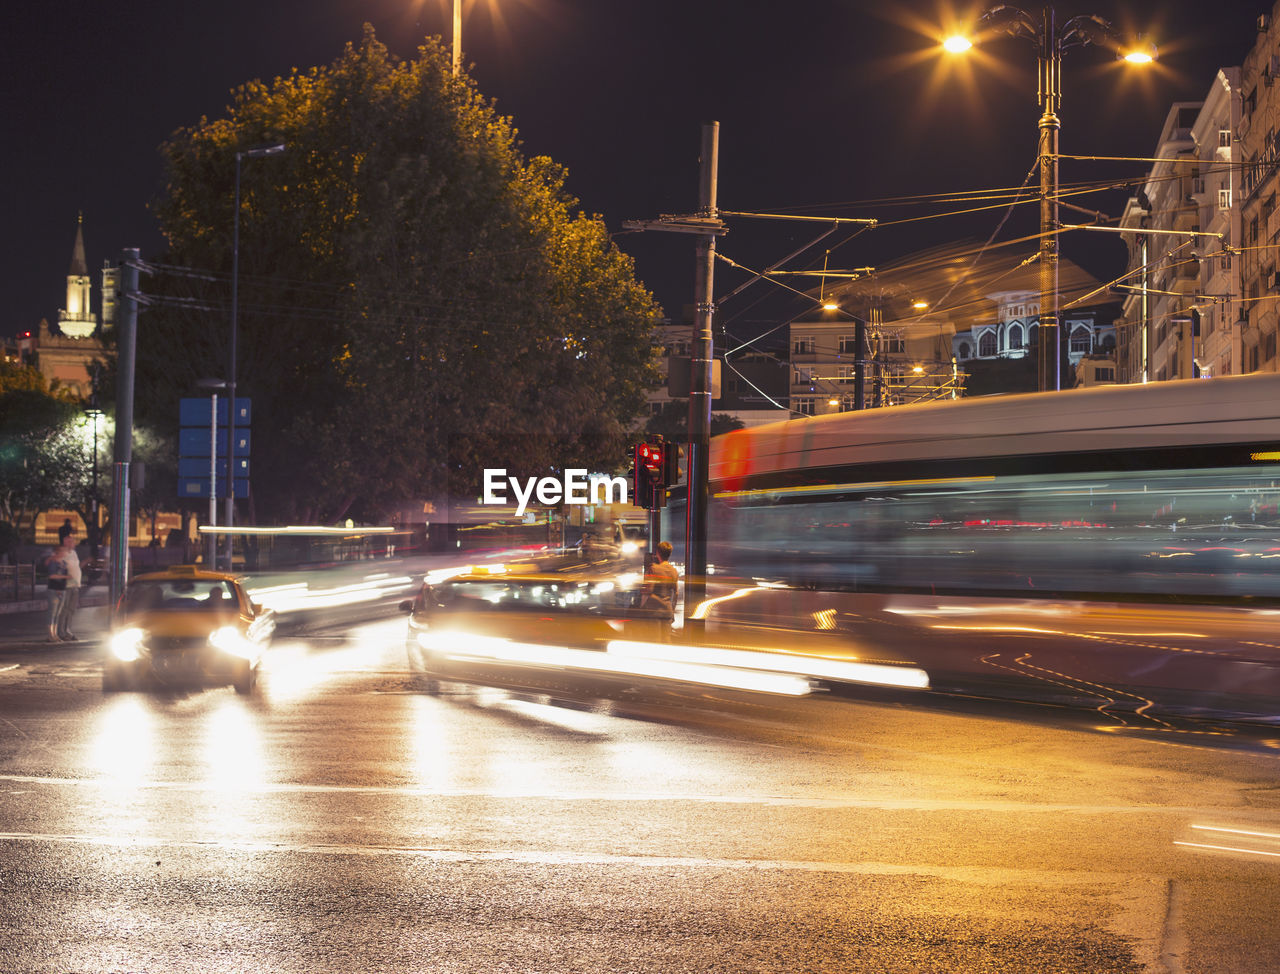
[57,213,97,339]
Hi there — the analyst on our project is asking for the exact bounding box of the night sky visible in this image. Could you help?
[2,0,1267,339]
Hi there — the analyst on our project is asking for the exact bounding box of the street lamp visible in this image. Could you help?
[946,6,1154,391]
[228,142,285,572]
[453,0,462,76]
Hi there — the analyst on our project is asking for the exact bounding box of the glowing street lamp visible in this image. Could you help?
[947,6,1154,391]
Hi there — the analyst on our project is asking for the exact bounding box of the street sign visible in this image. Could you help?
[178,428,251,458]
[179,478,249,499]
[178,396,251,499]
[179,397,251,426]
[178,457,250,480]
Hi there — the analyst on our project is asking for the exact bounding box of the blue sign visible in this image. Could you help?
[179,397,251,427]
[179,428,251,459]
[179,478,249,499]
[178,457,250,480]
[178,396,251,499]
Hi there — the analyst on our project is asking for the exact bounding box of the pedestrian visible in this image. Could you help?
[55,524,82,641]
[44,535,71,642]
[641,540,680,641]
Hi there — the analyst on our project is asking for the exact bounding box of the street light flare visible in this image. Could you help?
[943,34,973,54]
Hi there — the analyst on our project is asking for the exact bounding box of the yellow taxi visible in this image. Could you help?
[103,566,275,694]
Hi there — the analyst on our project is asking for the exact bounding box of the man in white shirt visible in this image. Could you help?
[56,525,82,641]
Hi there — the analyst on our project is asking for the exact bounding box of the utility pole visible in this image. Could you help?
[621,122,727,636]
[110,248,139,606]
[684,122,719,637]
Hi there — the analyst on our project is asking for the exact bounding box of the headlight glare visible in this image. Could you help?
[209,625,255,659]
[110,627,146,662]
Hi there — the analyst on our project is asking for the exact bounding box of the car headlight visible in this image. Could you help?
[209,625,256,660]
[110,628,147,662]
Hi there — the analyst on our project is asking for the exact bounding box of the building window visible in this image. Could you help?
[1219,188,1232,209]
[978,332,997,357]
[1095,367,1115,382]
[957,341,972,359]
[1267,331,1278,363]
[840,395,857,412]
[1008,324,1024,350]
[837,365,855,384]
[1070,327,1091,353]
[794,397,815,415]
[838,335,857,354]
[793,336,815,355]
[1220,128,1232,148]
[879,336,905,354]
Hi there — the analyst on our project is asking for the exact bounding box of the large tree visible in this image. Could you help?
[142,27,659,525]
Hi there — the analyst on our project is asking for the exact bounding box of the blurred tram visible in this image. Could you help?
[677,373,1280,721]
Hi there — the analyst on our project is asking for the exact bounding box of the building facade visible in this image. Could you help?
[1238,12,1280,375]
[1118,77,1243,383]
[789,314,960,416]
[951,289,1114,372]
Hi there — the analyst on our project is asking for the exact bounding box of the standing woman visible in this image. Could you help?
[44,536,71,642]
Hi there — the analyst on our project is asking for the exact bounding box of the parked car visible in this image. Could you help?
[102,566,275,694]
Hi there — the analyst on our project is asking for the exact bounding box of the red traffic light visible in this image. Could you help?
[638,442,663,473]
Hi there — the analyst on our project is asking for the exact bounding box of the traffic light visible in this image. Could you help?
[662,443,682,488]
[632,439,666,510]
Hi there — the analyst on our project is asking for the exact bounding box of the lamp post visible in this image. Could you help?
[453,0,462,76]
[947,7,1153,391]
[228,142,285,572]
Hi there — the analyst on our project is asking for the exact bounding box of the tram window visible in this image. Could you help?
[710,465,1280,601]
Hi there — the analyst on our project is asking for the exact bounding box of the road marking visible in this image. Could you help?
[0,773,1239,815]
[0,828,1146,882]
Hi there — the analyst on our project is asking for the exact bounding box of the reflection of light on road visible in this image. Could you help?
[408,694,455,792]
[201,700,265,793]
[494,698,611,736]
[262,619,401,701]
[263,643,375,700]
[1177,823,1280,860]
[606,640,930,690]
[90,696,155,788]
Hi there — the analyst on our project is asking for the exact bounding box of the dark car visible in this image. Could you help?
[103,566,275,693]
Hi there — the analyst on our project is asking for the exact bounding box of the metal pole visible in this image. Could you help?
[854,316,867,409]
[226,151,242,574]
[208,392,218,568]
[452,0,462,76]
[683,122,718,635]
[1037,8,1061,392]
[110,249,139,607]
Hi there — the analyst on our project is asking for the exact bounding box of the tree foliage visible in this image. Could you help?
[142,27,660,525]
[0,364,89,535]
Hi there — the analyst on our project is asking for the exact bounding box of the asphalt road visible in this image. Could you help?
[2,616,1279,973]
